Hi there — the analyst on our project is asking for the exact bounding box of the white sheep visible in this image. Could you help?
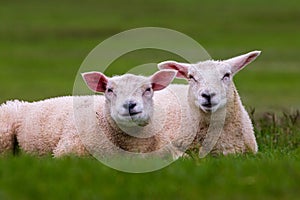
[158,50,261,156]
[0,70,196,159]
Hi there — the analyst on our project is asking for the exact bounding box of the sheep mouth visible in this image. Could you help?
[201,103,218,112]
[116,112,149,127]
[119,111,143,117]
[201,102,217,108]
[129,111,142,116]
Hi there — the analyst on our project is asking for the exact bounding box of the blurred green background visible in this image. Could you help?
[0,0,299,112]
[0,0,299,199]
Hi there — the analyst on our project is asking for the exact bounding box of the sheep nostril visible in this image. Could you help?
[201,92,211,101]
[128,102,136,110]
[123,101,137,110]
[201,91,216,101]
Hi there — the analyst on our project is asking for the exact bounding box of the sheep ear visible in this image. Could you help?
[150,70,176,91]
[224,50,261,74]
[81,71,108,93]
[157,61,189,79]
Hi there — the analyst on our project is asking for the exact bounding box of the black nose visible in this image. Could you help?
[201,92,216,101]
[123,101,137,110]
[128,102,136,110]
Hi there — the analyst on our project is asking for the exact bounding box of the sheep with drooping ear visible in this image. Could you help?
[0,69,194,160]
[158,51,261,155]
[70,69,195,159]
[82,70,176,128]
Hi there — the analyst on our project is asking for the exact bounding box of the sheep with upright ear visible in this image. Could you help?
[158,51,261,155]
[0,70,194,159]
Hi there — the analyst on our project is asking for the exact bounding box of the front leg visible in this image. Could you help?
[53,133,89,157]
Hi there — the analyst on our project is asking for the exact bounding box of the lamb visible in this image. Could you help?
[158,50,261,156]
[0,70,196,159]
[75,70,196,160]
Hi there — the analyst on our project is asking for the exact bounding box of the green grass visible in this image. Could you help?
[0,153,299,200]
[0,111,299,200]
[0,0,299,199]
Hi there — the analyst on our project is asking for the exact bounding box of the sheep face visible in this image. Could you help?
[104,75,155,127]
[186,61,232,113]
[158,50,261,113]
[82,70,176,127]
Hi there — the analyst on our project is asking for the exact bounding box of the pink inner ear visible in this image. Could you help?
[244,53,258,66]
[177,69,188,78]
[82,72,108,93]
[236,52,260,70]
[168,64,188,78]
[158,62,188,79]
[151,70,176,91]
[227,51,261,73]
[151,83,165,91]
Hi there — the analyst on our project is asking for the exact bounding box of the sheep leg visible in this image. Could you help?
[53,134,89,157]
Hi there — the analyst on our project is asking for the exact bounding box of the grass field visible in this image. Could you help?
[0,112,299,199]
[0,0,299,199]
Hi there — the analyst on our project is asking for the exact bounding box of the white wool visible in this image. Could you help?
[158,51,261,155]
[0,72,196,159]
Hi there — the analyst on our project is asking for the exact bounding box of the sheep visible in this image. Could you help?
[158,50,261,156]
[0,70,196,159]
[69,70,196,160]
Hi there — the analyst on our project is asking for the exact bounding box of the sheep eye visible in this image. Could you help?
[143,87,152,96]
[222,73,230,80]
[107,88,113,93]
[188,74,196,81]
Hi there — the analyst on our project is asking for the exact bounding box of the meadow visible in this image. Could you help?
[0,0,299,199]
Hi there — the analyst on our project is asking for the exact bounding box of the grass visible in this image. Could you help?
[0,111,299,200]
[0,0,299,199]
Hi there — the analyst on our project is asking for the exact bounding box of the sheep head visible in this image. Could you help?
[158,51,261,113]
[82,70,176,127]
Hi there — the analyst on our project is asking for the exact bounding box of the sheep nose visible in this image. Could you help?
[123,101,137,110]
[128,102,137,110]
[201,91,216,101]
